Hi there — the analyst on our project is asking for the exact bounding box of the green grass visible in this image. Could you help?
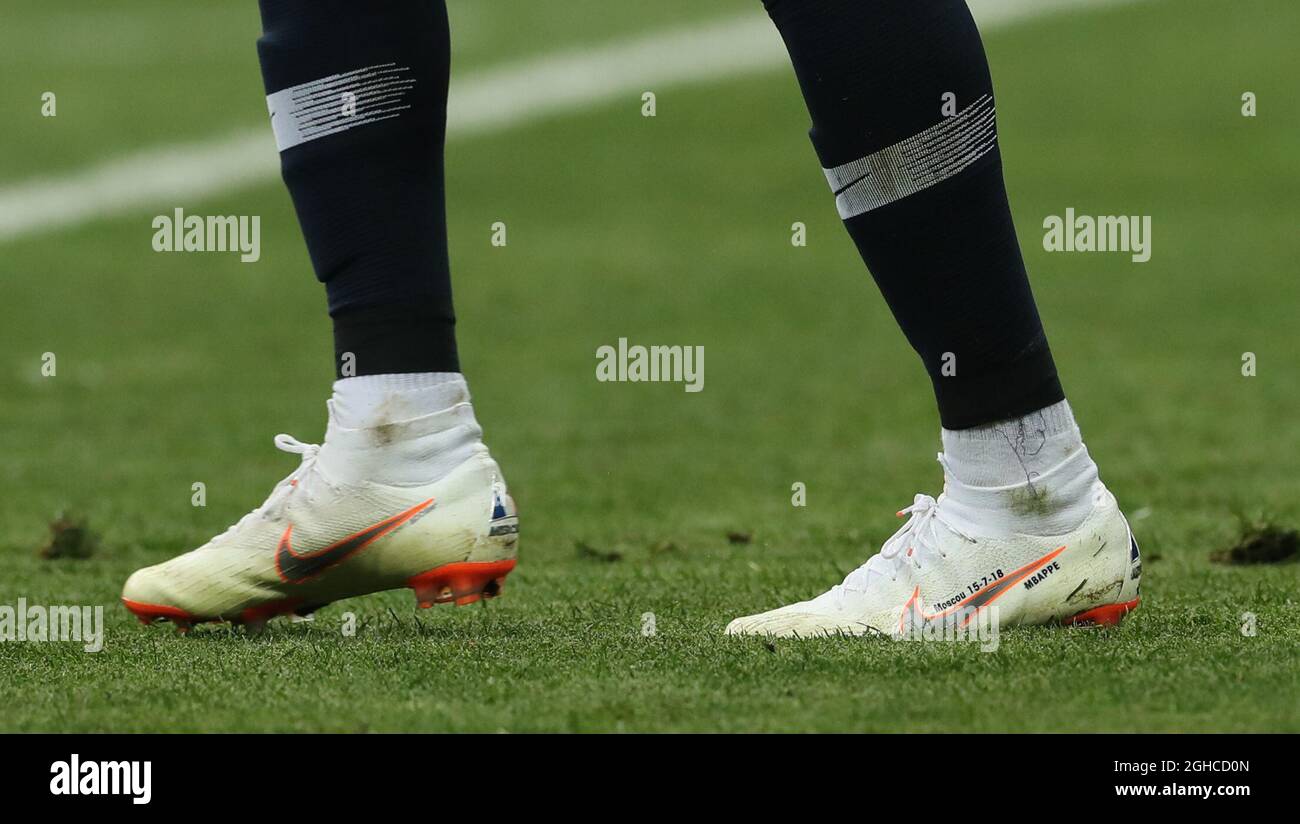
[1,0,1298,732]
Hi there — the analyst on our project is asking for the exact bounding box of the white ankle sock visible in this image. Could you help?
[941,400,1083,487]
[330,372,469,429]
[939,400,1100,536]
[320,372,485,486]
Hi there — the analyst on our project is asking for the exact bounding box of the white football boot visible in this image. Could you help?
[122,403,519,630]
[726,451,1141,638]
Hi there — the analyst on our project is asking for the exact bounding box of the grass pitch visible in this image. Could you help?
[1,0,1297,732]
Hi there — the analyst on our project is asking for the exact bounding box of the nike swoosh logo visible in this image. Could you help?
[898,545,1066,633]
[832,170,871,197]
[275,498,435,585]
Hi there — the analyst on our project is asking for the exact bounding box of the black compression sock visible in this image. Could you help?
[764,0,1065,429]
[256,0,459,377]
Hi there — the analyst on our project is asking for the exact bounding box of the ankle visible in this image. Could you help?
[319,391,485,487]
[940,400,1082,487]
[330,372,469,430]
[938,401,1104,536]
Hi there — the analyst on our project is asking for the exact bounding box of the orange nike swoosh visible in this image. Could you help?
[898,545,1066,633]
[274,498,435,585]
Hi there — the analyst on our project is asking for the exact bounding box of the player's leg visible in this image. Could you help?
[122,0,518,628]
[728,0,1140,636]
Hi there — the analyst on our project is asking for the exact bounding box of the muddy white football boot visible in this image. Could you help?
[122,400,518,630]
[726,448,1141,638]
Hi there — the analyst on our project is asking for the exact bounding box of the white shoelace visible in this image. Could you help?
[273,433,319,471]
[209,434,322,545]
[838,493,977,594]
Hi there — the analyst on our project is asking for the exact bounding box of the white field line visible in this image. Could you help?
[0,0,1146,243]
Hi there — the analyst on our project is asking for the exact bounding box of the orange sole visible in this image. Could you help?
[1060,597,1140,627]
[408,559,517,607]
[120,599,303,632]
[122,558,518,631]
